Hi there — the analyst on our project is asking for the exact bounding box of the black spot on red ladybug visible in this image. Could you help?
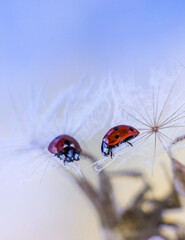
[64,140,71,145]
[101,125,140,157]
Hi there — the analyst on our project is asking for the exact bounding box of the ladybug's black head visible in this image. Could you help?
[101,141,110,157]
[55,146,80,163]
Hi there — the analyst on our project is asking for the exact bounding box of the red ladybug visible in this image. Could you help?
[101,125,140,158]
[48,135,82,164]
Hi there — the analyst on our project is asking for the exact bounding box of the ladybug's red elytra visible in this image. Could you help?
[101,125,140,158]
[48,135,82,164]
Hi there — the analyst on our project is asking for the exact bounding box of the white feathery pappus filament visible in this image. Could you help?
[0,78,110,182]
[92,69,185,173]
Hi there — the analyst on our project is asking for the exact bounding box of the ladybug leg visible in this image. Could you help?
[55,154,61,160]
[63,160,67,166]
[127,142,133,147]
[110,150,113,159]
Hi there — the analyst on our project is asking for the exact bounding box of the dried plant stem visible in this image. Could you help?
[62,152,185,240]
[167,134,185,196]
[70,152,120,228]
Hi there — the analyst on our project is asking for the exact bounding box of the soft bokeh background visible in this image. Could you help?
[1,0,185,85]
[1,1,185,239]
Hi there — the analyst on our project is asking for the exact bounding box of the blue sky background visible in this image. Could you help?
[1,0,185,84]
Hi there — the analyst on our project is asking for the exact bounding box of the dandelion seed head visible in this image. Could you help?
[93,67,185,173]
[0,78,109,183]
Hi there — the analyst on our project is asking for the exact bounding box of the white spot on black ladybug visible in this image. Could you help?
[104,147,109,154]
[101,141,110,156]
[67,149,74,158]
[74,153,79,159]
[55,146,80,163]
